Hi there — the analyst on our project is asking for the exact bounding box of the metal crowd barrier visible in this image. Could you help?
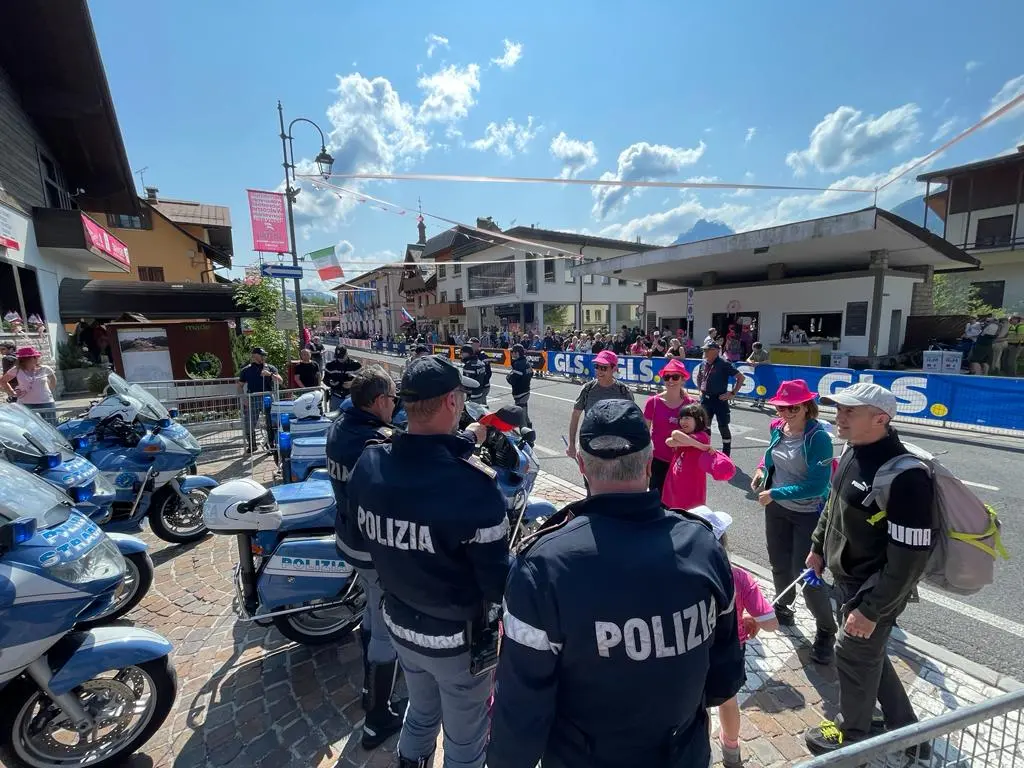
[794,687,1024,767]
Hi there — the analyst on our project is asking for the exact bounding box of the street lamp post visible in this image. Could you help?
[277,101,334,356]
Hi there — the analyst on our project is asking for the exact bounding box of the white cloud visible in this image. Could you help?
[591,140,707,219]
[731,171,757,198]
[931,117,959,142]
[745,127,757,144]
[598,199,747,245]
[470,116,538,157]
[685,176,720,184]
[425,33,449,58]
[289,73,429,234]
[785,103,921,175]
[965,60,981,73]
[491,39,523,70]
[986,74,1024,119]
[417,63,481,123]
[549,131,598,178]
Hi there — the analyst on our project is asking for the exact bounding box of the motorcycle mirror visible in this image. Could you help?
[168,408,180,418]
[0,516,37,553]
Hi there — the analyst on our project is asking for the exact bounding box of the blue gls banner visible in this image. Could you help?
[545,352,1024,432]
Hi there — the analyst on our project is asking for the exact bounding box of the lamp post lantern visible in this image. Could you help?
[277,101,334,356]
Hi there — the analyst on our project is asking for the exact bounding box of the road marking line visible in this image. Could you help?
[961,480,1000,491]
[488,383,578,404]
[916,587,1024,637]
[533,445,562,458]
[745,437,771,444]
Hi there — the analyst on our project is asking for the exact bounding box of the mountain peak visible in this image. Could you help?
[673,219,735,245]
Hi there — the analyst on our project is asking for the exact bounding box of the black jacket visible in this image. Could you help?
[506,356,533,398]
[811,429,934,621]
[323,356,362,397]
[346,432,511,656]
[488,492,743,768]
[462,354,492,388]
[327,406,392,568]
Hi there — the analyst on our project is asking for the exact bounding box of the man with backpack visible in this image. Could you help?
[803,383,935,758]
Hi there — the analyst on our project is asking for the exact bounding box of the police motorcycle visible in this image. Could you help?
[58,373,216,544]
[0,405,154,625]
[0,461,177,768]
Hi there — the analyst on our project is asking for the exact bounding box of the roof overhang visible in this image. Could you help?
[572,207,978,286]
[0,2,138,215]
[59,278,258,323]
[34,209,131,273]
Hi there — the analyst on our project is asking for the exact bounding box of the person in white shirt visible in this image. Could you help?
[963,320,982,342]
[787,325,809,344]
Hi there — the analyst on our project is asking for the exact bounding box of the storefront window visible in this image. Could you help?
[783,312,842,341]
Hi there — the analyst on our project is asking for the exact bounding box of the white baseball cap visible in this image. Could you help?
[820,382,898,418]
[688,506,733,541]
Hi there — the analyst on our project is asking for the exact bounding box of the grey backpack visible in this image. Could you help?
[864,442,1008,595]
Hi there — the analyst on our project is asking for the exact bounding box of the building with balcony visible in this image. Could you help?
[437,223,660,336]
[0,1,141,361]
[918,147,1024,311]
[86,186,233,284]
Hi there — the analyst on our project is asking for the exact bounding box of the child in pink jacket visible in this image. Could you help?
[661,403,713,510]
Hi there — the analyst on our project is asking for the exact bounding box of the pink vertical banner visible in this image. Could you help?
[247,189,289,252]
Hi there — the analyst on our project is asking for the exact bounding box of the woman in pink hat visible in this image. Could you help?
[642,357,694,492]
[1,346,57,423]
[565,350,634,460]
[751,379,838,662]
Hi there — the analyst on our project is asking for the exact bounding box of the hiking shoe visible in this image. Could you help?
[804,720,846,754]
[809,630,835,664]
[720,739,743,768]
[775,607,796,627]
[906,741,932,762]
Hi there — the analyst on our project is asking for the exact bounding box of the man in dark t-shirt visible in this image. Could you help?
[565,350,634,460]
[693,342,744,456]
[293,348,321,389]
[238,347,283,453]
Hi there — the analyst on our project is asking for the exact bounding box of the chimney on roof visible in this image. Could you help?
[476,216,501,232]
[145,187,159,202]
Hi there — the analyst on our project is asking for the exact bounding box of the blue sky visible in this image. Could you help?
[90,0,1024,290]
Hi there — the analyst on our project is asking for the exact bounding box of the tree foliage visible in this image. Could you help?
[932,274,998,316]
[233,277,287,370]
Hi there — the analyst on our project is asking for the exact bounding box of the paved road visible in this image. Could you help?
[354,349,1024,681]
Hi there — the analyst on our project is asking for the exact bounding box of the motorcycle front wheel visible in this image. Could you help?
[76,551,154,629]
[0,657,177,768]
[148,485,209,544]
[272,583,366,645]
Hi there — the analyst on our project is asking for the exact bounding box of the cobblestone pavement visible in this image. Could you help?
[13,453,1013,768]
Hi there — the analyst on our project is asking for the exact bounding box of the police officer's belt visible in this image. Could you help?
[551,710,707,764]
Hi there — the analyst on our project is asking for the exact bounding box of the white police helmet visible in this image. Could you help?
[88,394,140,424]
[291,391,323,420]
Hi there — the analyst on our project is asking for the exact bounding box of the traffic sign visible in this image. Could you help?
[260,264,304,280]
[686,287,695,320]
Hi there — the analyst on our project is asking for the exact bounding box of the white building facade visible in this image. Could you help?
[335,266,406,338]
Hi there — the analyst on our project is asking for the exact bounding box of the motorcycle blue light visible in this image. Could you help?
[72,437,89,452]
[9,517,37,546]
[71,485,95,503]
[159,418,172,429]
[280,413,290,429]
[278,432,292,451]
[168,408,180,418]
[44,453,61,469]
[263,394,273,408]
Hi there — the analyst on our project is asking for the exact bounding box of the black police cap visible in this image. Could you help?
[400,354,479,402]
[414,344,429,354]
[579,400,651,458]
[251,347,267,356]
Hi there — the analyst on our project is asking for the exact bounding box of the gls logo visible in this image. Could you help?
[817,372,928,416]
[549,353,659,384]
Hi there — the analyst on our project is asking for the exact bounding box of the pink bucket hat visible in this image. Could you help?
[767,379,817,407]
[593,350,618,367]
[15,346,41,359]
[660,358,690,381]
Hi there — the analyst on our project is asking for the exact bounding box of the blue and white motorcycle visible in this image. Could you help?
[59,373,216,544]
[0,462,177,768]
[0,405,154,625]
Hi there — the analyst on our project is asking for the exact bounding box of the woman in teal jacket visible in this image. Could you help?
[751,379,839,664]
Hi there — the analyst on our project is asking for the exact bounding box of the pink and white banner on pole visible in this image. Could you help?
[247,189,289,253]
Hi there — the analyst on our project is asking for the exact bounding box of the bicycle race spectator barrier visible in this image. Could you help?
[793,686,1024,768]
[342,339,1024,437]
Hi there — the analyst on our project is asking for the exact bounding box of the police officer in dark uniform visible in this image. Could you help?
[693,341,745,456]
[323,345,362,411]
[346,355,510,768]
[237,347,282,453]
[488,399,745,768]
[326,364,406,750]
[460,343,491,405]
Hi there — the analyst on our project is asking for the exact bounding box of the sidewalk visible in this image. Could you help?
[112,456,1018,768]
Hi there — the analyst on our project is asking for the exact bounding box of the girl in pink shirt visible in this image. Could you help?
[642,358,693,493]
[661,403,713,510]
[690,508,779,768]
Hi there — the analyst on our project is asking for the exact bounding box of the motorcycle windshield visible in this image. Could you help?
[0,461,72,526]
[0,403,74,459]
[106,372,170,422]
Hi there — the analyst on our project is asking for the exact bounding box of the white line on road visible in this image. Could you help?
[916,586,1024,638]
[961,480,1001,491]
[745,437,771,444]
[533,444,563,458]
[489,383,578,404]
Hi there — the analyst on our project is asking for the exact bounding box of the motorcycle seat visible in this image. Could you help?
[268,479,337,532]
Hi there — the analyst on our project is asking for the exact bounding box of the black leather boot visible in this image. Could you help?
[361,660,407,750]
[398,752,435,768]
[359,627,371,710]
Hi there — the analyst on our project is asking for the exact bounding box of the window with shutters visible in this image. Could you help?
[138,266,165,282]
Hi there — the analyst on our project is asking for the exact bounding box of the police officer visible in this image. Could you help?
[237,347,282,453]
[326,364,406,750]
[460,343,491,405]
[506,343,533,429]
[488,399,745,768]
[323,345,362,411]
[346,355,510,768]
[693,341,745,456]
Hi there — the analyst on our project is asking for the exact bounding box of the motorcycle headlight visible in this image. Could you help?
[46,538,125,584]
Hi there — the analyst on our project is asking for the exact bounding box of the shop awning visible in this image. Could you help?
[34,209,132,273]
[571,207,979,286]
[59,278,259,323]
